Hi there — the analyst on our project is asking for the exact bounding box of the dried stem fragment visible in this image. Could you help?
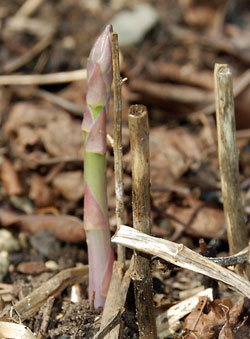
[111,32,125,264]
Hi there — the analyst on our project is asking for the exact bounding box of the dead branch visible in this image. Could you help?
[112,226,250,298]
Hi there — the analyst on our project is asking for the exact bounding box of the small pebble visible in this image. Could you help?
[0,229,20,252]
[30,231,60,258]
[17,261,47,275]
[45,260,59,271]
[0,251,9,281]
[110,4,159,46]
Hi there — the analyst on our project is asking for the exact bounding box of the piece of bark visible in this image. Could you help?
[100,261,132,338]
[94,309,123,339]
[128,105,157,339]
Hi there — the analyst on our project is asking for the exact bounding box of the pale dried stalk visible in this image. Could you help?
[112,226,250,298]
[214,64,248,257]
[111,32,125,264]
[14,0,45,18]
[0,69,86,86]
[128,105,157,339]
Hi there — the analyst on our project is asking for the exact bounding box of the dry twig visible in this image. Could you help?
[0,69,86,86]
[37,296,55,339]
[2,35,53,74]
[111,32,125,264]
[13,86,84,117]
[14,0,45,18]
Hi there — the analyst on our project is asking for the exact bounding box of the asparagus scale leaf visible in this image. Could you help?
[82,24,114,308]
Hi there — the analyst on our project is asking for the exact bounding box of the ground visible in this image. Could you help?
[1,0,250,338]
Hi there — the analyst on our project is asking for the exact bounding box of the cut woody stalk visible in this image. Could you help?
[82,24,114,308]
[214,64,249,277]
[128,105,157,338]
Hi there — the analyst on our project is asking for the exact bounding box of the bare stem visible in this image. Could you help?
[128,105,157,339]
[214,64,249,275]
[111,33,125,264]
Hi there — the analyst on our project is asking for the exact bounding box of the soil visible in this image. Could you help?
[1,0,250,338]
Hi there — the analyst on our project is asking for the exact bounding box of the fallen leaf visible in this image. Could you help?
[4,102,83,162]
[28,174,54,207]
[167,200,226,239]
[228,296,244,326]
[185,298,233,339]
[184,296,208,331]
[150,126,206,187]
[1,157,23,196]
[219,321,233,339]
[0,208,85,243]
[52,171,83,202]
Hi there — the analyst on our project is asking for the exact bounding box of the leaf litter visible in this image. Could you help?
[1,0,250,338]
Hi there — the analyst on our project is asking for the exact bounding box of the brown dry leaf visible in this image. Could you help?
[150,126,206,187]
[1,157,23,196]
[185,298,233,338]
[235,87,250,129]
[130,79,213,105]
[0,208,85,243]
[147,62,214,90]
[52,171,84,202]
[219,321,233,339]
[39,118,82,157]
[179,0,222,28]
[59,80,86,107]
[167,199,226,239]
[4,102,82,161]
[184,296,208,332]
[28,174,54,207]
[228,296,244,326]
